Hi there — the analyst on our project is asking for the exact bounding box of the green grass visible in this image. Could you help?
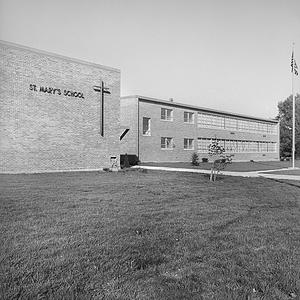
[141,160,300,172]
[0,170,300,299]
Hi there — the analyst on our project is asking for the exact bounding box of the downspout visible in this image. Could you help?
[137,97,140,160]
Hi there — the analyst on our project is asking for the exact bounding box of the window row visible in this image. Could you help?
[197,113,277,134]
[198,138,277,153]
[161,137,194,150]
[160,109,277,134]
[161,108,195,124]
[160,137,277,152]
[144,111,195,136]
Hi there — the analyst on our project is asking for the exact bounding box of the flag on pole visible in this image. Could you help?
[291,51,298,75]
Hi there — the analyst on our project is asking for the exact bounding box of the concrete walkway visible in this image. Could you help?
[132,165,300,181]
[258,174,300,181]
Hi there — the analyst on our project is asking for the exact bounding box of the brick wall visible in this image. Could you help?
[0,41,120,173]
[121,97,279,163]
[139,100,198,162]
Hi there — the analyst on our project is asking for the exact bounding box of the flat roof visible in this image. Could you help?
[121,95,278,123]
[0,40,120,73]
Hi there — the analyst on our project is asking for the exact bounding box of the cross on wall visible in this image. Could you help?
[93,81,111,137]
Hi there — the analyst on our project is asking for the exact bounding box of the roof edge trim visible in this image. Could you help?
[0,40,120,73]
[121,95,278,123]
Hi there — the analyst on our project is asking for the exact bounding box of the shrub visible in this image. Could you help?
[120,154,140,167]
[191,152,199,166]
[123,153,130,168]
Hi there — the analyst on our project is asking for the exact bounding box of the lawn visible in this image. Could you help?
[141,160,300,172]
[0,170,299,299]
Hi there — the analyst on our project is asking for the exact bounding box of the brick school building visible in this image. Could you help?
[120,96,279,163]
[0,41,120,173]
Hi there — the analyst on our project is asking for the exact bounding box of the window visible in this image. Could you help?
[197,113,277,134]
[267,124,277,134]
[240,140,249,152]
[142,117,151,136]
[184,138,194,150]
[198,113,225,129]
[197,138,212,153]
[161,108,173,121]
[198,138,276,153]
[184,112,194,123]
[268,142,277,152]
[225,117,238,130]
[248,141,257,152]
[161,137,173,149]
[259,142,267,152]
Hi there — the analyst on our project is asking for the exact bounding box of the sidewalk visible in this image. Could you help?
[132,165,300,181]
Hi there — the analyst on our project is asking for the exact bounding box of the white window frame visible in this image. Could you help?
[142,117,151,136]
[161,108,173,121]
[184,112,194,124]
[161,137,174,150]
[184,138,194,150]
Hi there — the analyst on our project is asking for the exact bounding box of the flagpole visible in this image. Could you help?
[292,43,295,168]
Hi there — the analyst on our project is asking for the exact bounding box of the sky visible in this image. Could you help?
[0,0,300,119]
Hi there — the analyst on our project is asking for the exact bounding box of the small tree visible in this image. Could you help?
[208,139,233,181]
[191,152,199,166]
